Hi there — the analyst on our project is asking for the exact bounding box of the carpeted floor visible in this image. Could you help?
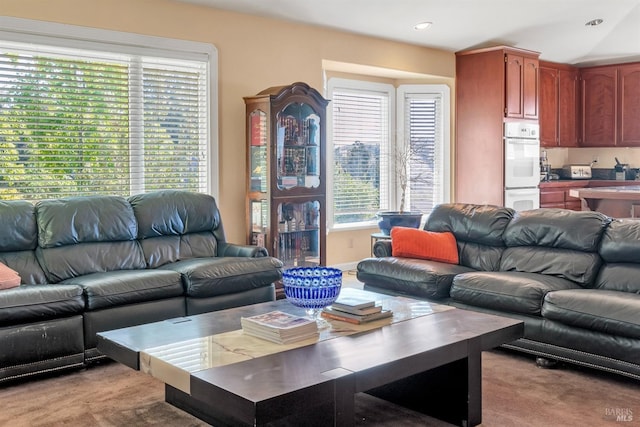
[0,349,638,426]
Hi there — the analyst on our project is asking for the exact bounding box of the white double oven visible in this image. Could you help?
[504,122,540,211]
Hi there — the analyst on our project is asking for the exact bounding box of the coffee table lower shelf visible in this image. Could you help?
[165,346,482,427]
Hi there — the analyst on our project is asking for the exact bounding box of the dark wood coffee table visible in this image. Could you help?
[97,289,523,426]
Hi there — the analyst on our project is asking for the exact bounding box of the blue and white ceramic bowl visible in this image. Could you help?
[282,266,342,309]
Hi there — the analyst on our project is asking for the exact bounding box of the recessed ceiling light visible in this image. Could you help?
[414,22,433,31]
[585,18,604,26]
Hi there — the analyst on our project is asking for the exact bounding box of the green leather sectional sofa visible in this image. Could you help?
[358,203,640,380]
[0,190,282,383]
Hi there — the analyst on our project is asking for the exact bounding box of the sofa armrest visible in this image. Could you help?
[218,242,269,258]
[373,240,392,257]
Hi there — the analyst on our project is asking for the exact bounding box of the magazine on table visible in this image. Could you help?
[242,326,319,344]
[321,306,393,324]
[328,303,383,316]
[241,310,318,343]
[331,295,377,311]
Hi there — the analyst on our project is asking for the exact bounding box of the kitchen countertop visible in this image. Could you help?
[540,180,640,188]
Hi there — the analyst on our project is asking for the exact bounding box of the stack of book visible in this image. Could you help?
[321,295,392,324]
[241,310,319,344]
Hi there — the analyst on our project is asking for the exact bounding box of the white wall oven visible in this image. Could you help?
[504,122,540,210]
[504,187,540,211]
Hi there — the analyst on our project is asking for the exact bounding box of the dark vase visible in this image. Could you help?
[376,211,423,236]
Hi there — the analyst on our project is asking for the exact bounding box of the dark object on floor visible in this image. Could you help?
[536,357,559,369]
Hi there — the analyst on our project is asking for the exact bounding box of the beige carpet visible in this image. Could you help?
[1,349,638,426]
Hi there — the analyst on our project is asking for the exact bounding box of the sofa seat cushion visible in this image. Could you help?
[160,257,283,298]
[451,271,581,316]
[0,284,84,325]
[542,289,640,339]
[62,270,184,310]
[357,257,475,300]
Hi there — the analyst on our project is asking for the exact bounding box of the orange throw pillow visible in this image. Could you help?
[391,227,459,264]
[0,262,21,290]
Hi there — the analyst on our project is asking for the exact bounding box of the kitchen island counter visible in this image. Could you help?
[569,186,640,218]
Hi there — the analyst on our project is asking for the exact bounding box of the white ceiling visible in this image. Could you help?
[178,0,640,66]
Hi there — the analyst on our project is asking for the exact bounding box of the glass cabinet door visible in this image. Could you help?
[276,200,320,267]
[276,103,321,190]
[249,110,267,192]
[249,199,268,247]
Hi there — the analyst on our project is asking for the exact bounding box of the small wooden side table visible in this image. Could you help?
[370,232,391,256]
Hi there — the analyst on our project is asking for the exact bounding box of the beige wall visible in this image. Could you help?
[3,0,456,266]
[546,147,640,171]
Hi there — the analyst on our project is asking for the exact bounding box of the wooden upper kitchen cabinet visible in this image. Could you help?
[618,63,640,146]
[558,67,580,146]
[581,66,617,146]
[539,65,558,147]
[506,53,539,120]
[580,62,640,147]
[539,62,579,148]
[455,46,540,206]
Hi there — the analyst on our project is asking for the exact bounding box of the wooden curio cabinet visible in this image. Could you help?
[244,82,329,272]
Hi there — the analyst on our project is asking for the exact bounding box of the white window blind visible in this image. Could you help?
[328,79,450,229]
[329,84,392,226]
[398,88,449,213]
[0,35,209,200]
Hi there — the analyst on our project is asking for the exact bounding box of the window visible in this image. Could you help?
[328,78,450,229]
[328,81,393,226]
[397,85,450,214]
[0,17,217,200]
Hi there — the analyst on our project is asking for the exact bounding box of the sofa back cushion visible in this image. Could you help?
[128,190,222,268]
[35,195,145,282]
[425,203,514,271]
[0,200,48,284]
[501,208,610,287]
[596,219,640,293]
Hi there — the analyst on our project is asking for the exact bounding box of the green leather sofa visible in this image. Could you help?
[0,190,282,383]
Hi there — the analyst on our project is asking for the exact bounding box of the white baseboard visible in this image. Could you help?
[330,262,358,272]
